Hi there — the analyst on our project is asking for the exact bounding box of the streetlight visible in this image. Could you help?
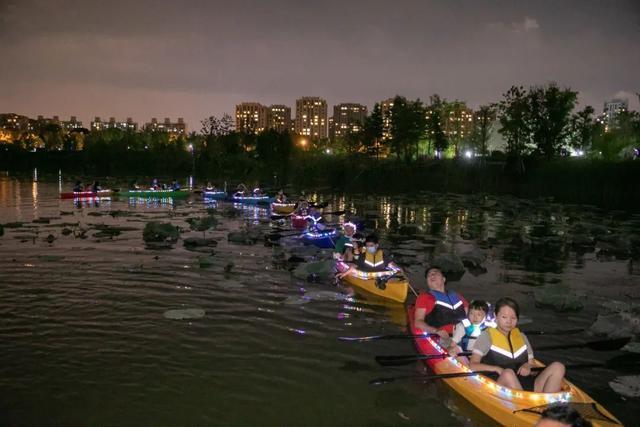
[188,144,195,187]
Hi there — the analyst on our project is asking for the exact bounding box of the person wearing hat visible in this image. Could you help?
[333,222,357,261]
[414,266,468,342]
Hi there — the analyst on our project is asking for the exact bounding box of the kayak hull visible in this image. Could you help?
[300,229,338,249]
[339,264,408,303]
[203,191,227,199]
[60,190,112,199]
[271,202,296,214]
[291,215,308,229]
[115,190,190,198]
[407,305,621,427]
[230,195,275,205]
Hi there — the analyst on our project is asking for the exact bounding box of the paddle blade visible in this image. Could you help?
[523,328,585,336]
[375,352,473,366]
[338,333,436,342]
[587,336,632,351]
[537,336,632,352]
[369,370,493,386]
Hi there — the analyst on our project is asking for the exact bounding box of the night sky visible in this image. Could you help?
[1,0,638,130]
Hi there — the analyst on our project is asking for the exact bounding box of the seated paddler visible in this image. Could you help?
[275,190,287,203]
[414,265,468,342]
[306,206,327,232]
[235,183,248,196]
[448,299,495,358]
[469,297,565,393]
[337,234,400,282]
[333,222,357,261]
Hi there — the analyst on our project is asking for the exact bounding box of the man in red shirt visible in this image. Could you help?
[414,266,468,341]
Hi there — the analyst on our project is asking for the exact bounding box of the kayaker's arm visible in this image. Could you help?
[414,307,448,338]
[469,352,503,374]
[337,265,354,279]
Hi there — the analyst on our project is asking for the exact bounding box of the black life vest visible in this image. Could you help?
[425,290,466,329]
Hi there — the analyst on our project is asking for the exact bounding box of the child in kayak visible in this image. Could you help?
[448,300,495,358]
[470,297,565,392]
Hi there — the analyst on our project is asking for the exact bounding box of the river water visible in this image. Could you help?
[0,173,638,426]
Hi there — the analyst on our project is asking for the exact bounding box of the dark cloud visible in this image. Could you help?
[1,0,638,128]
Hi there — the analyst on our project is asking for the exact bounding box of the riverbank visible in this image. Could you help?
[1,150,638,211]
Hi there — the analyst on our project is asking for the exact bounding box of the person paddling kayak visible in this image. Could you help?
[337,234,400,279]
[470,297,566,393]
[414,266,469,342]
[275,190,287,203]
[333,222,357,261]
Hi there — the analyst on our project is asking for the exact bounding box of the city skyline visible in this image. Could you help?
[1,0,639,128]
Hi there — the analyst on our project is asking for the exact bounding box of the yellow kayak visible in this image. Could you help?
[340,265,408,303]
[271,202,296,214]
[408,305,622,426]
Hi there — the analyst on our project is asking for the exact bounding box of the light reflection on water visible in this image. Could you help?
[0,175,638,426]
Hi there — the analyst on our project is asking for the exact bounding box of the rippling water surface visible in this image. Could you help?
[1,174,638,426]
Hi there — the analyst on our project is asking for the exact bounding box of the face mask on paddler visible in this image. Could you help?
[366,246,378,254]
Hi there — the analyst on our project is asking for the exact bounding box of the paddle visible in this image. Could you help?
[310,201,329,209]
[370,356,640,385]
[338,328,585,343]
[536,336,632,352]
[270,210,346,221]
[370,370,495,386]
[373,337,633,366]
[376,352,473,366]
[338,333,439,342]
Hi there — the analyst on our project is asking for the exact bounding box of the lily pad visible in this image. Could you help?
[3,222,24,228]
[292,260,335,281]
[143,222,179,243]
[163,308,205,320]
[38,255,65,262]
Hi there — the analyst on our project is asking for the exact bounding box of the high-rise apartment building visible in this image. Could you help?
[61,116,83,131]
[597,98,629,130]
[380,98,394,141]
[441,102,474,139]
[295,97,328,139]
[330,103,367,140]
[91,117,138,132]
[144,117,186,135]
[268,105,292,133]
[235,103,268,133]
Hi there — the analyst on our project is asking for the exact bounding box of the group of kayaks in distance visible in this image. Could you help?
[57,183,626,426]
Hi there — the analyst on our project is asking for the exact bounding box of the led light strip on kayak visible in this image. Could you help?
[423,336,573,404]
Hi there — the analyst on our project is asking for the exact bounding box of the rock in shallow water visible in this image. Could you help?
[590,313,640,338]
[163,308,205,320]
[534,283,584,312]
[609,375,640,397]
